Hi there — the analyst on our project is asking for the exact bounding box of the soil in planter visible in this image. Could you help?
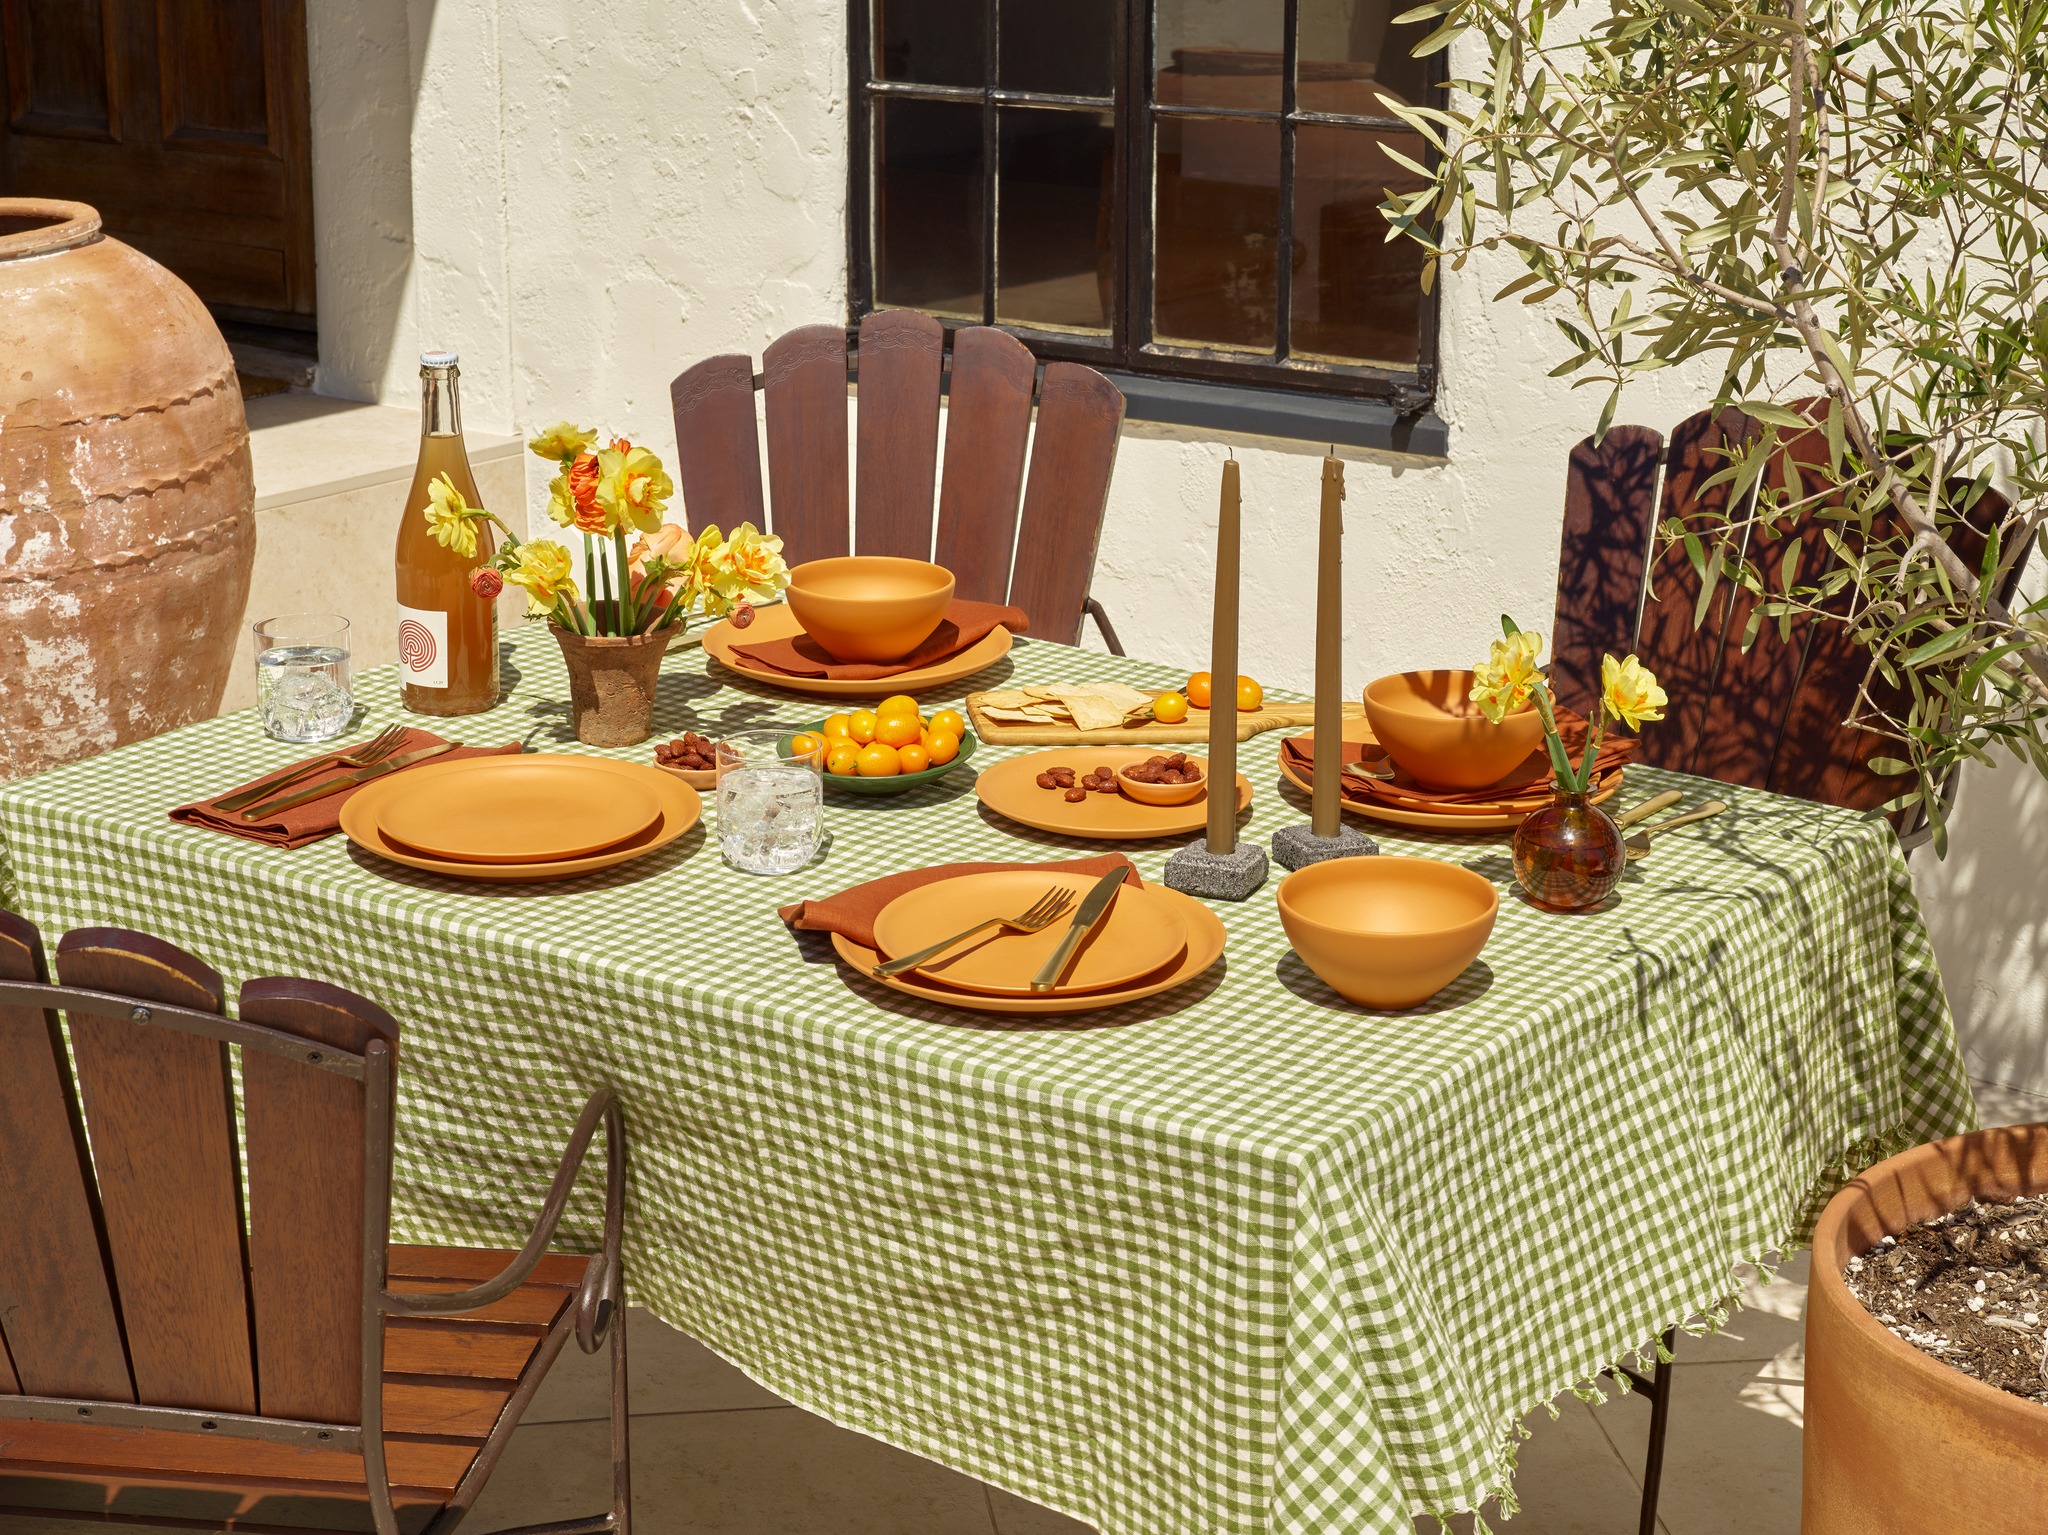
[1843,1193,2048,1404]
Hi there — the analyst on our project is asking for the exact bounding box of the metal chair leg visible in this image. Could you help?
[1082,595,1125,656]
[609,1298,632,1535]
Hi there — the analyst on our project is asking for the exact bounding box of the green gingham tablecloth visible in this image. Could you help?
[0,620,1974,1534]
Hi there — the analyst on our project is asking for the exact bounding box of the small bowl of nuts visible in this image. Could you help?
[652,732,718,789]
[1116,753,1207,806]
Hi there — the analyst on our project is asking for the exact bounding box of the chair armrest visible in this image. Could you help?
[1083,596,1125,657]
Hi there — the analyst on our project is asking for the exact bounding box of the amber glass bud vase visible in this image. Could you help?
[1512,786,1627,911]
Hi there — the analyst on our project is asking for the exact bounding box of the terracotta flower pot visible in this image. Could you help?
[0,200,255,780]
[1803,1123,2048,1534]
[552,627,669,747]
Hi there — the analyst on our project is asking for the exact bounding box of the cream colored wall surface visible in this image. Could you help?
[305,2,2044,1092]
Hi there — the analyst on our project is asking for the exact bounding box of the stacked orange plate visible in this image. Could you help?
[340,756,700,882]
[835,868,1226,1017]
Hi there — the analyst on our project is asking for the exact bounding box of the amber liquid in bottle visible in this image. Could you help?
[396,353,499,715]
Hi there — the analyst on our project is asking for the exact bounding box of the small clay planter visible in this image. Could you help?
[553,627,669,747]
[1804,1123,2048,1534]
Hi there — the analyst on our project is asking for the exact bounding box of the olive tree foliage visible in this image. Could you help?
[1379,0,2048,850]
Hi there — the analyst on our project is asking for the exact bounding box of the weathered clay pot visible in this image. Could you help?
[553,626,669,747]
[1803,1123,2048,1534]
[0,200,255,780]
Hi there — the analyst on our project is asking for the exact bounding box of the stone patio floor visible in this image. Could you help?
[5,1079,2042,1535]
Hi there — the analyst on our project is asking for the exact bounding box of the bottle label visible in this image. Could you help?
[396,604,449,688]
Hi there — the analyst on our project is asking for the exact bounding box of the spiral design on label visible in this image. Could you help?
[399,620,437,675]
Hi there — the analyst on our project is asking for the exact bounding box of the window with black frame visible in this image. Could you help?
[850,0,1443,409]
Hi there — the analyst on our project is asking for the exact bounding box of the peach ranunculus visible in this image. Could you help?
[1469,628,1544,723]
[595,440,673,535]
[1601,653,1668,729]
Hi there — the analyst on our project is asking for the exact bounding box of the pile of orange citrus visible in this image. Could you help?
[1152,671,1263,722]
[792,696,969,778]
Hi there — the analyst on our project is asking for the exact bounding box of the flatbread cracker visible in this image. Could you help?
[975,689,1040,709]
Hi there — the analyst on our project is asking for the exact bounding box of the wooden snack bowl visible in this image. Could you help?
[1276,856,1498,1009]
[1362,670,1545,790]
[785,556,954,663]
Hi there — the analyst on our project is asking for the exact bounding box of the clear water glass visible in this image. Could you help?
[253,614,353,743]
[715,729,824,874]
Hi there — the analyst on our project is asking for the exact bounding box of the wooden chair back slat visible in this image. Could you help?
[240,977,400,1425]
[1008,362,1126,644]
[853,310,945,559]
[55,928,256,1414]
[0,911,134,1402]
[934,326,1038,606]
[1549,424,1665,720]
[761,324,851,564]
[670,354,767,533]
[1689,413,1844,792]
[1632,406,1760,775]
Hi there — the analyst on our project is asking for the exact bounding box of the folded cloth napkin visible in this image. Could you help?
[732,599,1029,681]
[170,728,524,850]
[1282,709,1637,807]
[780,853,1139,952]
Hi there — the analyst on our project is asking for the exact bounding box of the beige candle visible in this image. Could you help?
[1313,454,1345,838]
[1207,457,1240,854]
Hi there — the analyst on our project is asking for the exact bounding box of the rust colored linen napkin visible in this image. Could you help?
[732,599,1029,681]
[170,729,525,850]
[1282,709,1637,807]
[780,853,1139,952]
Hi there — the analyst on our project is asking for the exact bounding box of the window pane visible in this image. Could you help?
[1152,116,1280,353]
[1154,0,1284,111]
[997,107,1115,334]
[1290,125,1427,366]
[874,0,984,87]
[1297,0,1435,114]
[874,98,986,319]
[1000,0,1115,97]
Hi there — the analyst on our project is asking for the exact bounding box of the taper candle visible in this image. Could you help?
[1207,457,1241,853]
[1313,453,1345,838]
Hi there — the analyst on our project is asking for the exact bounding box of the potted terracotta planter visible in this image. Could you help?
[1803,1123,2048,1533]
[553,627,669,747]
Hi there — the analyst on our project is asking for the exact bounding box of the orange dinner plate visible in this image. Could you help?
[832,884,1226,1016]
[702,601,1013,697]
[872,870,1186,995]
[976,748,1252,840]
[1282,719,1619,831]
[374,755,662,863]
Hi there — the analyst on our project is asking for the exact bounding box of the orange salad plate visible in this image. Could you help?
[1282,717,1620,831]
[976,748,1252,840]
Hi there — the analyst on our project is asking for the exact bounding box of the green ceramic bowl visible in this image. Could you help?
[781,721,979,795]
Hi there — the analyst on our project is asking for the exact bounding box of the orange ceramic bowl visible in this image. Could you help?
[1116,760,1208,806]
[785,557,955,663]
[1276,856,1498,1009]
[1362,669,1546,790]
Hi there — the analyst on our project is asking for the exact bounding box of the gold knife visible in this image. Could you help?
[1029,867,1130,994]
[239,742,457,821]
[1613,789,1683,830]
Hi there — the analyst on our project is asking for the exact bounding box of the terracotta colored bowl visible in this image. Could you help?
[785,556,955,663]
[1276,856,1498,1009]
[1117,761,1208,806]
[1362,669,1546,790]
[1803,1124,2048,1535]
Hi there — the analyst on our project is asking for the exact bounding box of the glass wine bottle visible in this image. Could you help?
[395,350,499,715]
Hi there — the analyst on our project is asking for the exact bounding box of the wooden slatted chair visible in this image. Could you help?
[0,914,629,1535]
[670,312,1130,651]
[1551,405,2027,843]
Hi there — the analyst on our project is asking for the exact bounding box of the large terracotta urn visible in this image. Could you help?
[1803,1123,2048,1533]
[0,199,255,780]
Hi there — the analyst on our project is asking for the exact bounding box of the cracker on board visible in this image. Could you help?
[975,689,1039,710]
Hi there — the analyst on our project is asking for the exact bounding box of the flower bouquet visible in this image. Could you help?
[1473,617,1667,910]
[417,421,789,746]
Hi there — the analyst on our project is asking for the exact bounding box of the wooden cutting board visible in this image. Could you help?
[966,691,1365,745]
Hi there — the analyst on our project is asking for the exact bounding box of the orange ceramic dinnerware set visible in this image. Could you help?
[339,754,700,883]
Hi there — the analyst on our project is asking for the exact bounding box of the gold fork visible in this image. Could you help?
[213,723,410,813]
[872,886,1079,979]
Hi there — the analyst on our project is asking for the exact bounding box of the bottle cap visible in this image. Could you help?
[419,349,460,369]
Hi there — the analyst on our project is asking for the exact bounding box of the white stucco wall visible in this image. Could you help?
[301,1,2047,1096]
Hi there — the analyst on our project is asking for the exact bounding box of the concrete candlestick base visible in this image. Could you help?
[1163,838,1270,901]
[1271,822,1379,871]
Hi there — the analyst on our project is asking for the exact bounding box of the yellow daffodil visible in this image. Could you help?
[424,473,482,560]
[1601,653,1668,729]
[595,441,673,534]
[504,539,577,617]
[528,421,598,462]
[1470,628,1544,722]
[708,522,788,605]
[681,526,732,617]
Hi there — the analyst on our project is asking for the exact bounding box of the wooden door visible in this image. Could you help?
[0,0,315,333]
